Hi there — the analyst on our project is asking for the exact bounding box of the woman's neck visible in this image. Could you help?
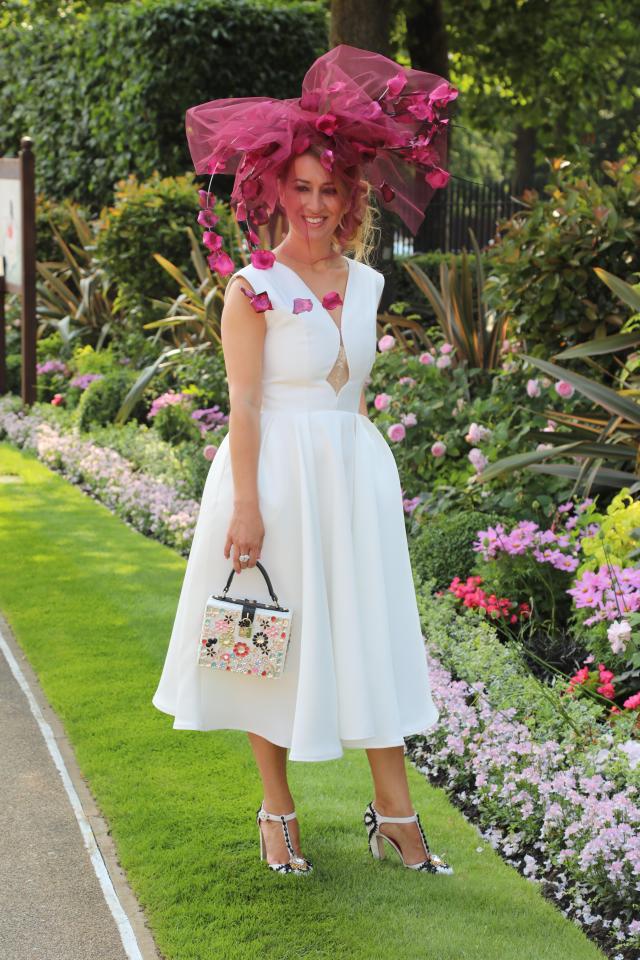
[273,237,343,272]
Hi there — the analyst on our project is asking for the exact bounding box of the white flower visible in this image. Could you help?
[608,618,631,655]
[618,740,640,770]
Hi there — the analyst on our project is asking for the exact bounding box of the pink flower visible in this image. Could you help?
[465,422,492,444]
[203,230,223,252]
[425,167,450,189]
[526,378,541,398]
[439,342,453,354]
[387,423,406,442]
[197,208,219,229]
[401,412,417,427]
[419,351,434,365]
[387,71,407,97]
[468,448,488,472]
[596,682,615,699]
[198,189,216,208]
[623,691,640,709]
[429,81,458,106]
[555,380,575,399]
[51,393,64,406]
[374,393,391,411]
[322,291,343,311]
[240,287,272,313]
[207,250,235,276]
[315,113,338,136]
[320,149,335,171]
[403,496,421,514]
[250,249,275,270]
[398,376,416,386]
[378,334,396,352]
[431,440,447,457]
[436,354,451,369]
[380,181,395,203]
[293,298,313,314]
[203,444,218,461]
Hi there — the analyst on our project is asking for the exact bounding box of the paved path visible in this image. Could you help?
[0,610,161,960]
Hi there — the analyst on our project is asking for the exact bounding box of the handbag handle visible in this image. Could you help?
[221,559,279,604]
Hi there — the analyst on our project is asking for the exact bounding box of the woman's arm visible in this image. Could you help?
[220,278,267,570]
[358,387,369,418]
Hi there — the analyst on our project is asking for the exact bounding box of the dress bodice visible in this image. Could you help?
[227,258,385,414]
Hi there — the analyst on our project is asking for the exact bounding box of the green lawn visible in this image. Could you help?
[0,441,606,960]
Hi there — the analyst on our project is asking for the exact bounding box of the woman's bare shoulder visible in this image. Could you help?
[223,271,256,302]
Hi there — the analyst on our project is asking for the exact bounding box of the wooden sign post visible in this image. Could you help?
[0,136,37,405]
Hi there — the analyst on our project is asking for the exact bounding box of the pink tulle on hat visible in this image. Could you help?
[185,43,458,274]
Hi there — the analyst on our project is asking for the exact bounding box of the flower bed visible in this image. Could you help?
[413,584,640,959]
[0,397,199,554]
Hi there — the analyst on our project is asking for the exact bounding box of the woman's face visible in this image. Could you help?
[277,152,346,242]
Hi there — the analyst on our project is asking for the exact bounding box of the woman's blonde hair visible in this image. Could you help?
[277,144,381,265]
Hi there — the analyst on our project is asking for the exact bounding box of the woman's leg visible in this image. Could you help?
[247,732,304,863]
[365,745,433,865]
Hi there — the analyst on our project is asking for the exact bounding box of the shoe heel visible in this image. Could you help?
[368,830,386,860]
[258,822,266,861]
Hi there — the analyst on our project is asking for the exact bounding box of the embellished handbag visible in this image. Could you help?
[197,560,292,679]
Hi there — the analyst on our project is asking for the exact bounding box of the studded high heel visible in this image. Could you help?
[363,800,453,874]
[256,803,314,874]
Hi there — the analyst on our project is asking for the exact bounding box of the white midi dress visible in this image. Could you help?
[151,256,440,761]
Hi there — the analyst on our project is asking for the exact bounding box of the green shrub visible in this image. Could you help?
[485,157,640,360]
[70,344,121,377]
[409,509,508,589]
[0,0,327,212]
[94,171,241,330]
[151,402,201,446]
[75,370,144,430]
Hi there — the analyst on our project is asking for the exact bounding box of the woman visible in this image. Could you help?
[152,44,457,877]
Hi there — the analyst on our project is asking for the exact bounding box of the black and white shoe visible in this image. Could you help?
[256,803,314,874]
[363,800,453,874]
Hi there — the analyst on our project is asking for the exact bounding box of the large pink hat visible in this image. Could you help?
[186,43,458,275]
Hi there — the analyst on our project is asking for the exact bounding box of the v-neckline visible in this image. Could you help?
[274,256,352,335]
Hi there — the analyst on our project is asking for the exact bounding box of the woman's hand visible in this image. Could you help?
[224,502,265,573]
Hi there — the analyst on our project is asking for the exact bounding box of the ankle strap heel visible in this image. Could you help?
[256,804,314,875]
[363,801,453,875]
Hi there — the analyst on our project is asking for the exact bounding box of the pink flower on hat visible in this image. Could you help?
[203,231,223,252]
[293,298,313,314]
[198,189,216,208]
[320,149,335,171]
[425,167,450,189]
[197,208,219,228]
[316,113,338,136]
[250,249,275,270]
[380,181,395,202]
[207,250,235,276]
[387,71,407,97]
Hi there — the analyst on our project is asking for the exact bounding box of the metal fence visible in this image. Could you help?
[393,177,541,256]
